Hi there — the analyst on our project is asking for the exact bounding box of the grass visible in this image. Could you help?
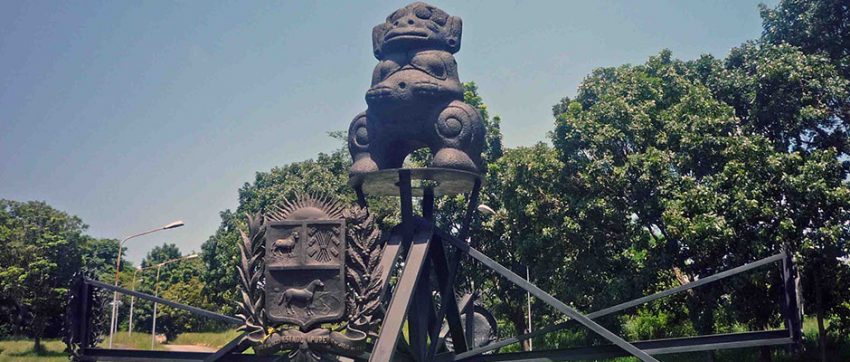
[2,318,848,361]
[0,330,241,361]
[101,331,165,350]
[0,339,67,362]
[102,329,243,350]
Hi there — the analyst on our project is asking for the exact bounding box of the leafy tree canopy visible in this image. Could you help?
[0,200,86,349]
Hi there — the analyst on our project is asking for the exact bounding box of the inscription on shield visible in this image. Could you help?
[265,219,346,329]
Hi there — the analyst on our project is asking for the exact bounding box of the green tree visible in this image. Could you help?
[689,4,850,356]
[552,36,850,362]
[472,143,579,349]
[79,236,127,282]
[131,243,204,337]
[139,243,203,293]
[157,277,209,340]
[0,200,86,351]
[552,51,762,343]
[760,0,850,79]
[200,210,242,316]
[463,81,504,164]
[690,43,849,156]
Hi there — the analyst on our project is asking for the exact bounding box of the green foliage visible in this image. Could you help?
[0,200,86,348]
[127,243,206,336]
[471,143,566,347]
[692,43,849,155]
[463,81,504,163]
[140,243,202,287]
[623,305,696,341]
[79,237,126,281]
[760,0,850,78]
[553,51,754,335]
[200,210,241,316]
[545,0,850,355]
[156,277,209,340]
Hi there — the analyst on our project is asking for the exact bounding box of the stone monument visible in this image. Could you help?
[348,2,485,174]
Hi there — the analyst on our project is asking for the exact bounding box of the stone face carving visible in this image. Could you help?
[348,2,485,174]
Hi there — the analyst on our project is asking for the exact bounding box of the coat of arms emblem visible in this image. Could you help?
[264,198,346,328]
[236,194,384,360]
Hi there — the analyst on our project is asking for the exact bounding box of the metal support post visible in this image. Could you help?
[370,170,434,362]
[782,247,802,346]
[426,178,481,360]
[79,279,92,351]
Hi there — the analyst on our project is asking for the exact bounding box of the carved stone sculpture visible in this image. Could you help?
[348,2,485,174]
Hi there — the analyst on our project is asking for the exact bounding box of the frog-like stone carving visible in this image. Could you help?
[347,2,485,174]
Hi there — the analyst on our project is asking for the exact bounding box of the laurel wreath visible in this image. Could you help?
[341,204,384,336]
[236,212,267,343]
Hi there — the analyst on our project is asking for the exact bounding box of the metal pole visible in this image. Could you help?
[108,239,125,348]
[151,265,161,349]
[526,265,533,351]
[108,220,184,348]
[128,269,140,336]
[148,253,197,349]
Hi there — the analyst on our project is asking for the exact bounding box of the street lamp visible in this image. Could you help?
[108,220,184,348]
[127,263,159,337]
[477,204,496,215]
[151,253,199,349]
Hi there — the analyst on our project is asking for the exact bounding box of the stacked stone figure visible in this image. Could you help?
[348,2,485,174]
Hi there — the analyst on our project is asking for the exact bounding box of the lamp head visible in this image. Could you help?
[477,204,496,215]
[162,220,185,230]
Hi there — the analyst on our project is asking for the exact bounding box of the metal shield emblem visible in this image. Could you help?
[263,196,347,329]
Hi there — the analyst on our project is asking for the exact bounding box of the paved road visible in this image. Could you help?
[162,344,217,352]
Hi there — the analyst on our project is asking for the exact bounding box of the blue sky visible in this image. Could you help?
[0,0,776,264]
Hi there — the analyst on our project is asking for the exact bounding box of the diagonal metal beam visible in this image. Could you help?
[376,226,405,297]
[440,232,658,362]
[85,278,240,325]
[427,234,468,360]
[369,222,435,362]
[408,253,432,360]
[454,251,787,358]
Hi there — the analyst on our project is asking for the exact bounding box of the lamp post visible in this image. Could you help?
[108,220,184,348]
[127,263,158,336]
[150,253,199,349]
[128,268,140,337]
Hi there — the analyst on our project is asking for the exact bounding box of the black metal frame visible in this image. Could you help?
[68,167,803,361]
[353,168,802,362]
[439,247,801,361]
[68,278,256,361]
